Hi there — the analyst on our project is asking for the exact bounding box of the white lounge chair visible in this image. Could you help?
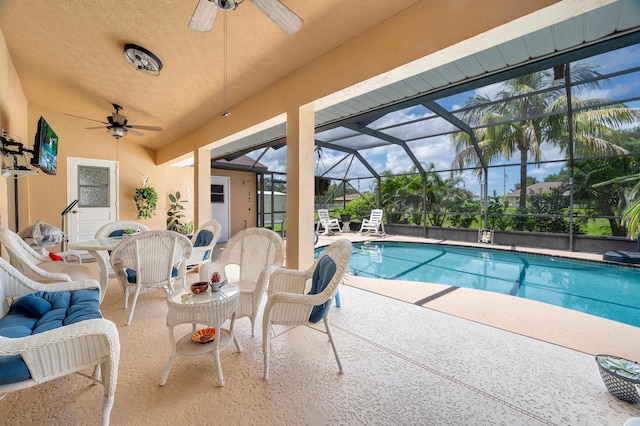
[316,209,341,235]
[359,209,385,235]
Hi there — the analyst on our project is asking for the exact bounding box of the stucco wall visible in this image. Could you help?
[0,29,28,236]
[214,169,257,235]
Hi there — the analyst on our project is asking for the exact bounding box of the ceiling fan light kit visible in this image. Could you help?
[108,126,127,139]
[217,0,239,11]
[122,44,163,76]
[188,0,302,35]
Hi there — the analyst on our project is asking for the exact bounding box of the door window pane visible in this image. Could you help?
[78,166,110,207]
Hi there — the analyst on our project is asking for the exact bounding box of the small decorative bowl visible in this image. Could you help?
[595,354,640,403]
[192,328,216,344]
[190,282,209,294]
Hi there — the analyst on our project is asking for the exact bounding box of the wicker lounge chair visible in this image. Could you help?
[0,257,120,426]
[186,220,221,271]
[199,227,284,338]
[110,230,192,325]
[0,228,92,284]
[262,239,352,379]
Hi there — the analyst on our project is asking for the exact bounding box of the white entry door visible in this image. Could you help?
[67,157,118,243]
[210,176,230,242]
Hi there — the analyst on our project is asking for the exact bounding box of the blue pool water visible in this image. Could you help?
[342,242,640,327]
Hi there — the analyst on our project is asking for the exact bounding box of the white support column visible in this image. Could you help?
[195,147,211,229]
[285,106,315,270]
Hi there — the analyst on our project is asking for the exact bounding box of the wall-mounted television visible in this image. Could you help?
[31,116,58,175]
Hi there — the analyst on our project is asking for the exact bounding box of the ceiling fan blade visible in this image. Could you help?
[127,125,163,132]
[250,0,303,35]
[189,0,219,32]
[84,126,108,130]
[128,129,145,137]
[64,113,109,125]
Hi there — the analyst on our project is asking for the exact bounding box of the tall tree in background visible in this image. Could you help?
[450,63,639,208]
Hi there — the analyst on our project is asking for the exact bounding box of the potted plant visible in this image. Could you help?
[134,184,158,220]
[595,354,640,403]
[167,191,186,232]
[332,207,351,223]
[178,221,194,235]
[122,228,140,239]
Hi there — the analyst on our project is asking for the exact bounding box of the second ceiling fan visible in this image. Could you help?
[189,0,303,35]
[66,104,163,140]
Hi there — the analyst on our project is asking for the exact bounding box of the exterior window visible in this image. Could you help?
[211,184,224,203]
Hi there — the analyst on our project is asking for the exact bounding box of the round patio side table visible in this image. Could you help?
[161,283,240,387]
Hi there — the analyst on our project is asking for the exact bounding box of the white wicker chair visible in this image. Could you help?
[199,227,284,337]
[262,239,352,380]
[316,209,341,235]
[186,220,221,271]
[359,209,385,235]
[110,230,192,325]
[0,228,92,284]
[94,221,151,280]
[0,257,120,426]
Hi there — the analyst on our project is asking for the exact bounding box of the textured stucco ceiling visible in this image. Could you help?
[0,0,419,150]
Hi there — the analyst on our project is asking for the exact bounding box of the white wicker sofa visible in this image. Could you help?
[0,258,120,426]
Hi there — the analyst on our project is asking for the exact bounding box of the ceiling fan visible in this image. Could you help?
[65,104,163,140]
[189,0,303,35]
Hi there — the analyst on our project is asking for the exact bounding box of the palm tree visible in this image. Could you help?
[379,171,408,223]
[594,172,640,238]
[424,163,465,226]
[450,63,640,209]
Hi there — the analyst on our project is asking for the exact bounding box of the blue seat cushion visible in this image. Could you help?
[308,256,337,323]
[10,294,52,317]
[107,230,127,254]
[0,288,102,385]
[194,230,214,247]
[126,267,179,283]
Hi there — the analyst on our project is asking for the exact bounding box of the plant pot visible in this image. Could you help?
[340,215,351,223]
[595,354,640,403]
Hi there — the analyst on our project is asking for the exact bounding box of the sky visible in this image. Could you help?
[247,42,640,198]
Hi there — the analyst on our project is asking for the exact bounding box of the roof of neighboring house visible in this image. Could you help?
[334,194,361,202]
[506,182,568,197]
[211,155,268,172]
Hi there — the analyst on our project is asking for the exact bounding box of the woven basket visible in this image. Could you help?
[595,354,640,404]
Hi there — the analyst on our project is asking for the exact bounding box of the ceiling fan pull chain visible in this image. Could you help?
[222,10,231,117]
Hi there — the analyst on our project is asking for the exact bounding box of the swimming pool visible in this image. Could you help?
[342,242,640,327]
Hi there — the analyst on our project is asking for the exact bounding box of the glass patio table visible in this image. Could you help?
[68,236,123,303]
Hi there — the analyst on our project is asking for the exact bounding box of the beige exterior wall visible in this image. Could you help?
[213,169,257,235]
